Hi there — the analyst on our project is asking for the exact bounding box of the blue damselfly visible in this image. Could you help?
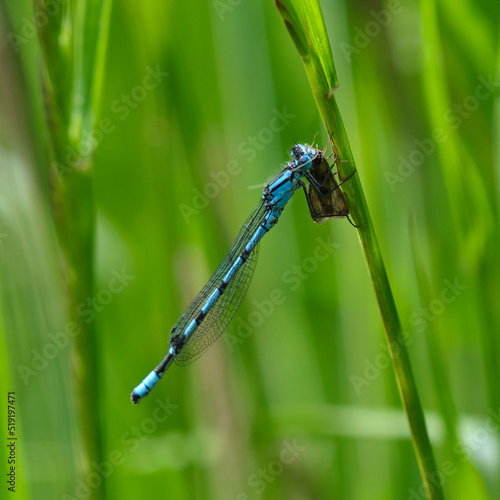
[131,144,355,403]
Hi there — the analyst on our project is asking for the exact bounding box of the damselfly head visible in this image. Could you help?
[290,143,307,159]
[290,143,321,172]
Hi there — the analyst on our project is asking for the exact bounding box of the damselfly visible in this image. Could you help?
[131,144,355,403]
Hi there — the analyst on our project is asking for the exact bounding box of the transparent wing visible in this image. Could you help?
[173,244,259,366]
[168,200,267,365]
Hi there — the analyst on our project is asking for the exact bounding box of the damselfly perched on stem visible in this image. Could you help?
[131,144,355,403]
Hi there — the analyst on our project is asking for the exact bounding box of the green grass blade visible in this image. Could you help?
[34,0,113,495]
[275,2,445,498]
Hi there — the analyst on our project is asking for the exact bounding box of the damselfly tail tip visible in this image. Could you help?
[131,370,162,404]
[130,390,142,405]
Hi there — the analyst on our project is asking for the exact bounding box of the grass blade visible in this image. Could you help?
[276,1,445,498]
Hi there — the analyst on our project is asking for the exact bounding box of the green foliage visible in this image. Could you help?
[0,0,499,499]
[277,1,443,498]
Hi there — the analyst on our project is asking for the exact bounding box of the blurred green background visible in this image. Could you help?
[0,0,499,499]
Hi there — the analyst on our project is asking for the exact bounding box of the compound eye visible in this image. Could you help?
[291,144,305,159]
